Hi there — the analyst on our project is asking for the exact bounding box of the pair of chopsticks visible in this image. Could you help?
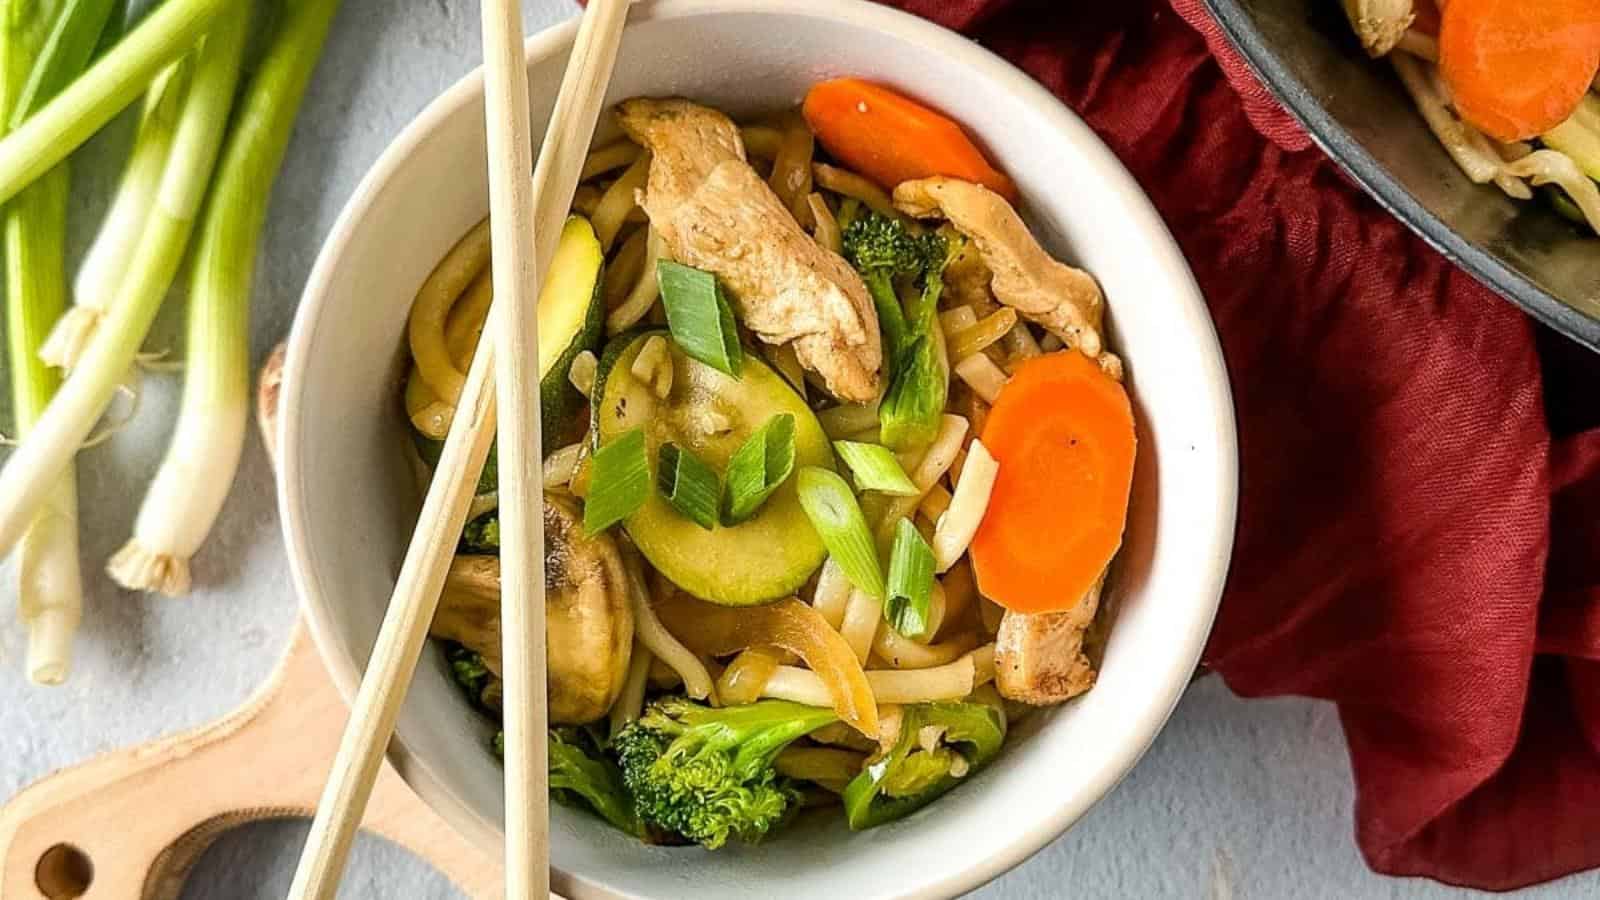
[286,1,631,898]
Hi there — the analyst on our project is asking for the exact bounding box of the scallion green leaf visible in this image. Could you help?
[723,412,795,524]
[11,0,121,129]
[833,440,919,496]
[658,442,722,530]
[885,518,935,639]
[797,466,884,599]
[584,427,650,534]
[657,259,742,376]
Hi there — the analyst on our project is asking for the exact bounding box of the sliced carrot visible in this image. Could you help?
[1439,0,1600,141]
[969,351,1135,615]
[802,78,1018,203]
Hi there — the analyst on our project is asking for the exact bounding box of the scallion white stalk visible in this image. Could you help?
[112,0,342,595]
[43,59,188,369]
[0,4,249,561]
[8,165,82,685]
[0,0,227,205]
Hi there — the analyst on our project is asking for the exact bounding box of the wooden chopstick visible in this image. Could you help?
[286,2,632,898]
[481,0,550,895]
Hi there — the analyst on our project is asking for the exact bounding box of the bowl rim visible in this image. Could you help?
[277,1,1240,896]
[1201,0,1600,352]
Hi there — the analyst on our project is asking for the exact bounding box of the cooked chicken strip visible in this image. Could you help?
[994,578,1102,705]
[617,98,882,402]
[894,176,1120,379]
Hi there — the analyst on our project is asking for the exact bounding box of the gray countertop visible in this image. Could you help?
[0,1,1595,897]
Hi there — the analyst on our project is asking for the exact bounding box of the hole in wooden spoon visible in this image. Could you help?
[34,843,93,899]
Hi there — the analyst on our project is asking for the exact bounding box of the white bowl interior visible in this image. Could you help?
[279,3,1237,898]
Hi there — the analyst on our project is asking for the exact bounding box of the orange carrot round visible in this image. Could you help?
[969,351,1135,615]
[802,78,1018,203]
[1439,0,1600,142]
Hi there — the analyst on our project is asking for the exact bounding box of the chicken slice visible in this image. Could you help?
[617,98,881,402]
[893,176,1120,379]
[994,578,1103,705]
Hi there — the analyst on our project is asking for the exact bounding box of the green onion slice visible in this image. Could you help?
[657,259,742,377]
[583,427,650,534]
[797,466,884,599]
[885,518,935,639]
[833,440,919,496]
[657,442,722,530]
[723,412,795,524]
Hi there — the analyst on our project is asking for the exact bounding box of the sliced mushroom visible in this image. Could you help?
[1341,0,1414,58]
[994,578,1102,706]
[430,492,634,724]
[893,176,1121,380]
[616,97,883,403]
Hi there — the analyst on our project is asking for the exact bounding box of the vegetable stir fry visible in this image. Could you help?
[407,80,1137,847]
[1341,0,1600,231]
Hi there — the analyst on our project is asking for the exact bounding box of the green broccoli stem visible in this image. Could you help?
[0,2,248,562]
[864,271,907,365]
[0,0,228,205]
[842,701,1006,831]
[112,0,343,595]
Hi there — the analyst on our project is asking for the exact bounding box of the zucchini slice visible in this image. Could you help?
[537,215,606,454]
[593,331,833,606]
[409,215,603,472]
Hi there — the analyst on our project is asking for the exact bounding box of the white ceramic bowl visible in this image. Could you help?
[277,2,1238,897]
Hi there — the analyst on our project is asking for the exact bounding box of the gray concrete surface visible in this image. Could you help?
[0,1,1595,897]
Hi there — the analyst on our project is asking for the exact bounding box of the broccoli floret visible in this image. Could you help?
[842,701,1005,830]
[460,513,500,553]
[613,696,839,849]
[550,727,644,837]
[446,644,500,712]
[841,212,946,359]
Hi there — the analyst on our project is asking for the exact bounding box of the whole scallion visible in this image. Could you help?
[43,58,189,369]
[0,3,250,561]
[110,0,344,595]
[4,0,82,684]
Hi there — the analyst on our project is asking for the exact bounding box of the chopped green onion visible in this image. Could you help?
[833,440,919,496]
[656,259,742,376]
[11,0,121,129]
[111,0,344,595]
[796,466,884,599]
[723,412,795,524]
[657,442,721,530]
[884,518,935,639]
[583,428,651,534]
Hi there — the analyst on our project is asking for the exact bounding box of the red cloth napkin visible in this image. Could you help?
[883,0,1600,890]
